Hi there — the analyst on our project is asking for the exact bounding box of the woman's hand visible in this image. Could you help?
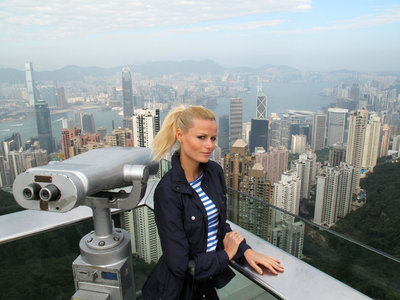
[223,231,244,260]
[244,249,284,275]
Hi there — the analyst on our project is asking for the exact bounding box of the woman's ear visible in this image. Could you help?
[176,128,183,143]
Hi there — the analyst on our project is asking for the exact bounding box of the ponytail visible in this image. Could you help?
[152,105,216,160]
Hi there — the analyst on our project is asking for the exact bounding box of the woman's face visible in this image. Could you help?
[177,118,217,165]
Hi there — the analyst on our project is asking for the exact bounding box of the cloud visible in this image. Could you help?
[270,5,400,34]
[0,0,310,40]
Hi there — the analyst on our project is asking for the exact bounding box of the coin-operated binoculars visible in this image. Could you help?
[13,147,159,300]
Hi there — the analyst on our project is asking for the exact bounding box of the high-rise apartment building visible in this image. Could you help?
[312,113,327,151]
[106,128,134,147]
[121,108,162,263]
[295,152,317,199]
[229,98,243,147]
[132,108,160,148]
[25,62,38,106]
[0,156,8,187]
[123,204,162,264]
[274,171,301,215]
[273,170,304,258]
[255,146,288,184]
[62,128,101,159]
[314,162,354,227]
[379,124,390,158]
[291,134,306,154]
[238,163,274,241]
[346,109,368,194]
[1,133,22,157]
[35,100,55,154]
[329,144,346,167]
[327,108,348,146]
[223,139,255,223]
[362,114,381,170]
[218,115,229,153]
[97,127,107,143]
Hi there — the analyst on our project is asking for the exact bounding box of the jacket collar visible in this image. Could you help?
[171,151,209,187]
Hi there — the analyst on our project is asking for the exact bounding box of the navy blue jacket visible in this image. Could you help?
[142,152,250,299]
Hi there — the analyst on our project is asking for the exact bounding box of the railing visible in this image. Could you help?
[0,184,399,299]
[225,187,400,300]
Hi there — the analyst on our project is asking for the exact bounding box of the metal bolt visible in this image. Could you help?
[113,236,120,241]
[116,229,122,233]
[87,238,93,243]
[98,241,105,246]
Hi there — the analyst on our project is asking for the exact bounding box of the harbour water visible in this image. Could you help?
[0,81,334,144]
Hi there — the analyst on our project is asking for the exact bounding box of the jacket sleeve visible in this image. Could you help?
[217,164,252,260]
[154,183,231,282]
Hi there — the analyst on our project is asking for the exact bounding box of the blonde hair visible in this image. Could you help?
[152,105,216,160]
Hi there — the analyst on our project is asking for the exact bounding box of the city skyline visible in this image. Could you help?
[0,1,399,72]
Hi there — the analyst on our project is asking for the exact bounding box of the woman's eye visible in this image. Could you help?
[211,137,216,142]
[198,136,205,139]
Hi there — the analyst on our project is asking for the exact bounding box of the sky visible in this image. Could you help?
[0,0,399,72]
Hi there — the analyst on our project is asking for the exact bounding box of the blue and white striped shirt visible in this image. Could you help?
[189,173,219,252]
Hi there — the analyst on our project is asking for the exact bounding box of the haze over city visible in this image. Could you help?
[1,0,399,71]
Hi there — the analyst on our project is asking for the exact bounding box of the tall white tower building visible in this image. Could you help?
[362,114,381,170]
[123,108,162,263]
[132,108,160,148]
[25,62,38,106]
[346,109,368,194]
[314,162,354,226]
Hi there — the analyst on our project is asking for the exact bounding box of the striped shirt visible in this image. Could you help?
[189,173,219,252]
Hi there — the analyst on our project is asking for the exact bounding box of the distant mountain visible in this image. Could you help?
[134,59,225,76]
[0,60,226,83]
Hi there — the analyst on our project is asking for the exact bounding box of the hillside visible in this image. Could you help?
[334,161,400,258]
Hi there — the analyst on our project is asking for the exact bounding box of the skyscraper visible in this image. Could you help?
[249,118,269,154]
[346,109,368,194]
[273,170,304,258]
[81,113,96,134]
[35,100,55,154]
[132,108,160,148]
[362,114,381,170]
[255,146,289,184]
[295,152,317,200]
[56,87,67,109]
[314,162,354,226]
[122,67,133,118]
[229,98,243,147]
[223,139,255,223]
[312,113,327,151]
[291,134,306,154]
[256,82,267,119]
[329,144,346,167]
[379,124,390,158]
[238,163,274,241]
[25,62,38,106]
[218,115,229,154]
[327,108,348,146]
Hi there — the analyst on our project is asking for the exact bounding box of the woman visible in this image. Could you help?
[143,105,283,299]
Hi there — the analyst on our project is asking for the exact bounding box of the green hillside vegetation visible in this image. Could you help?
[333,161,400,258]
